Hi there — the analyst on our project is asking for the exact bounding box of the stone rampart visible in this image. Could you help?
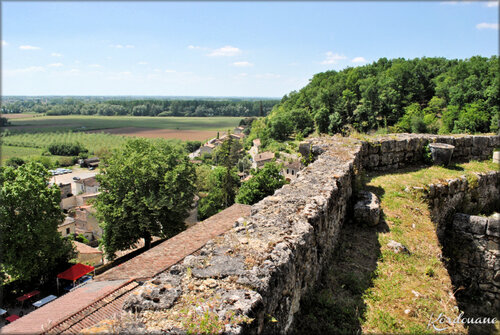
[425,171,500,318]
[83,134,499,334]
[359,133,499,171]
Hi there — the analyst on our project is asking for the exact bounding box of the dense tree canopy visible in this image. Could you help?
[94,139,196,259]
[235,163,286,205]
[0,162,74,282]
[1,97,278,117]
[251,56,498,142]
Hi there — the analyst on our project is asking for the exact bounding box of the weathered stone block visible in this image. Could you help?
[353,191,380,226]
[487,213,500,237]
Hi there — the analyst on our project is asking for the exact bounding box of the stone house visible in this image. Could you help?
[252,151,275,169]
[58,216,77,237]
[282,161,301,181]
[75,176,100,194]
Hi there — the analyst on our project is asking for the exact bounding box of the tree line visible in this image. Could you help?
[1,98,278,117]
[251,56,498,143]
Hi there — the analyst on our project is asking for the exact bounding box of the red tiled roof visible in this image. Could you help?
[73,241,102,255]
[95,203,251,282]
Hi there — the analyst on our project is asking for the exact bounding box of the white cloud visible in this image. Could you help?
[188,45,201,50]
[138,61,148,65]
[48,63,63,67]
[88,64,102,68]
[165,69,176,73]
[486,1,498,7]
[351,57,367,63]
[321,52,347,65]
[232,61,253,67]
[119,71,132,75]
[19,45,41,50]
[125,45,135,48]
[476,22,499,30]
[237,73,248,77]
[208,46,241,57]
[51,52,63,57]
[2,40,7,46]
[68,69,80,73]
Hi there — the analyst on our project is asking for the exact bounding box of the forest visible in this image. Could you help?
[249,56,498,144]
[0,97,278,117]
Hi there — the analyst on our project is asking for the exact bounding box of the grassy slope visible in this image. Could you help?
[5,115,242,132]
[295,160,498,334]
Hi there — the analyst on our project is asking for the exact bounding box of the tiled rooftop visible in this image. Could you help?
[0,280,130,335]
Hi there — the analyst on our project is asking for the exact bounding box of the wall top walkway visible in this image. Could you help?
[95,203,251,282]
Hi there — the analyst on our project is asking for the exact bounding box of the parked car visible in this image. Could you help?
[73,177,81,181]
[89,167,95,170]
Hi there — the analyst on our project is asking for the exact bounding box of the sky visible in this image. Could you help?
[1,1,498,97]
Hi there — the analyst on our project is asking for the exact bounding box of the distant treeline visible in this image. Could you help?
[255,56,498,141]
[0,97,279,117]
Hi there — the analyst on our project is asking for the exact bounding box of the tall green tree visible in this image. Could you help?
[236,163,286,205]
[94,139,196,259]
[197,166,240,220]
[0,162,74,282]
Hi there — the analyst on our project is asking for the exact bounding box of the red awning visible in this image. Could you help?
[16,290,40,302]
[57,263,94,281]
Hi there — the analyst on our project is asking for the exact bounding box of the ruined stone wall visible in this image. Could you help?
[426,171,500,237]
[425,172,500,318]
[359,134,500,171]
[447,213,500,315]
[86,134,499,334]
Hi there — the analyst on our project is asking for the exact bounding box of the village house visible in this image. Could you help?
[58,183,72,199]
[199,143,215,155]
[74,205,102,241]
[252,151,275,169]
[80,157,100,168]
[282,161,302,182]
[75,176,100,194]
[58,216,77,237]
[72,241,103,266]
[249,138,261,159]
[233,126,246,134]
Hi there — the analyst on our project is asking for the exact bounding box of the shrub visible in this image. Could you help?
[48,142,88,156]
[6,157,25,168]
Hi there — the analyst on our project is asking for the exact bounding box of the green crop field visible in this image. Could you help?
[5,115,243,133]
[1,115,244,166]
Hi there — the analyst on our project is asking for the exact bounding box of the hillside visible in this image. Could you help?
[248,56,499,147]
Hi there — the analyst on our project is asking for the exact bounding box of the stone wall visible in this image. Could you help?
[425,171,500,319]
[359,133,500,171]
[85,134,499,334]
[446,213,500,316]
[426,171,500,238]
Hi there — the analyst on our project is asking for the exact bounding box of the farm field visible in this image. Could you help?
[4,115,242,133]
[1,115,243,166]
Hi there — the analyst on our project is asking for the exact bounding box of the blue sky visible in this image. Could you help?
[2,1,498,97]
